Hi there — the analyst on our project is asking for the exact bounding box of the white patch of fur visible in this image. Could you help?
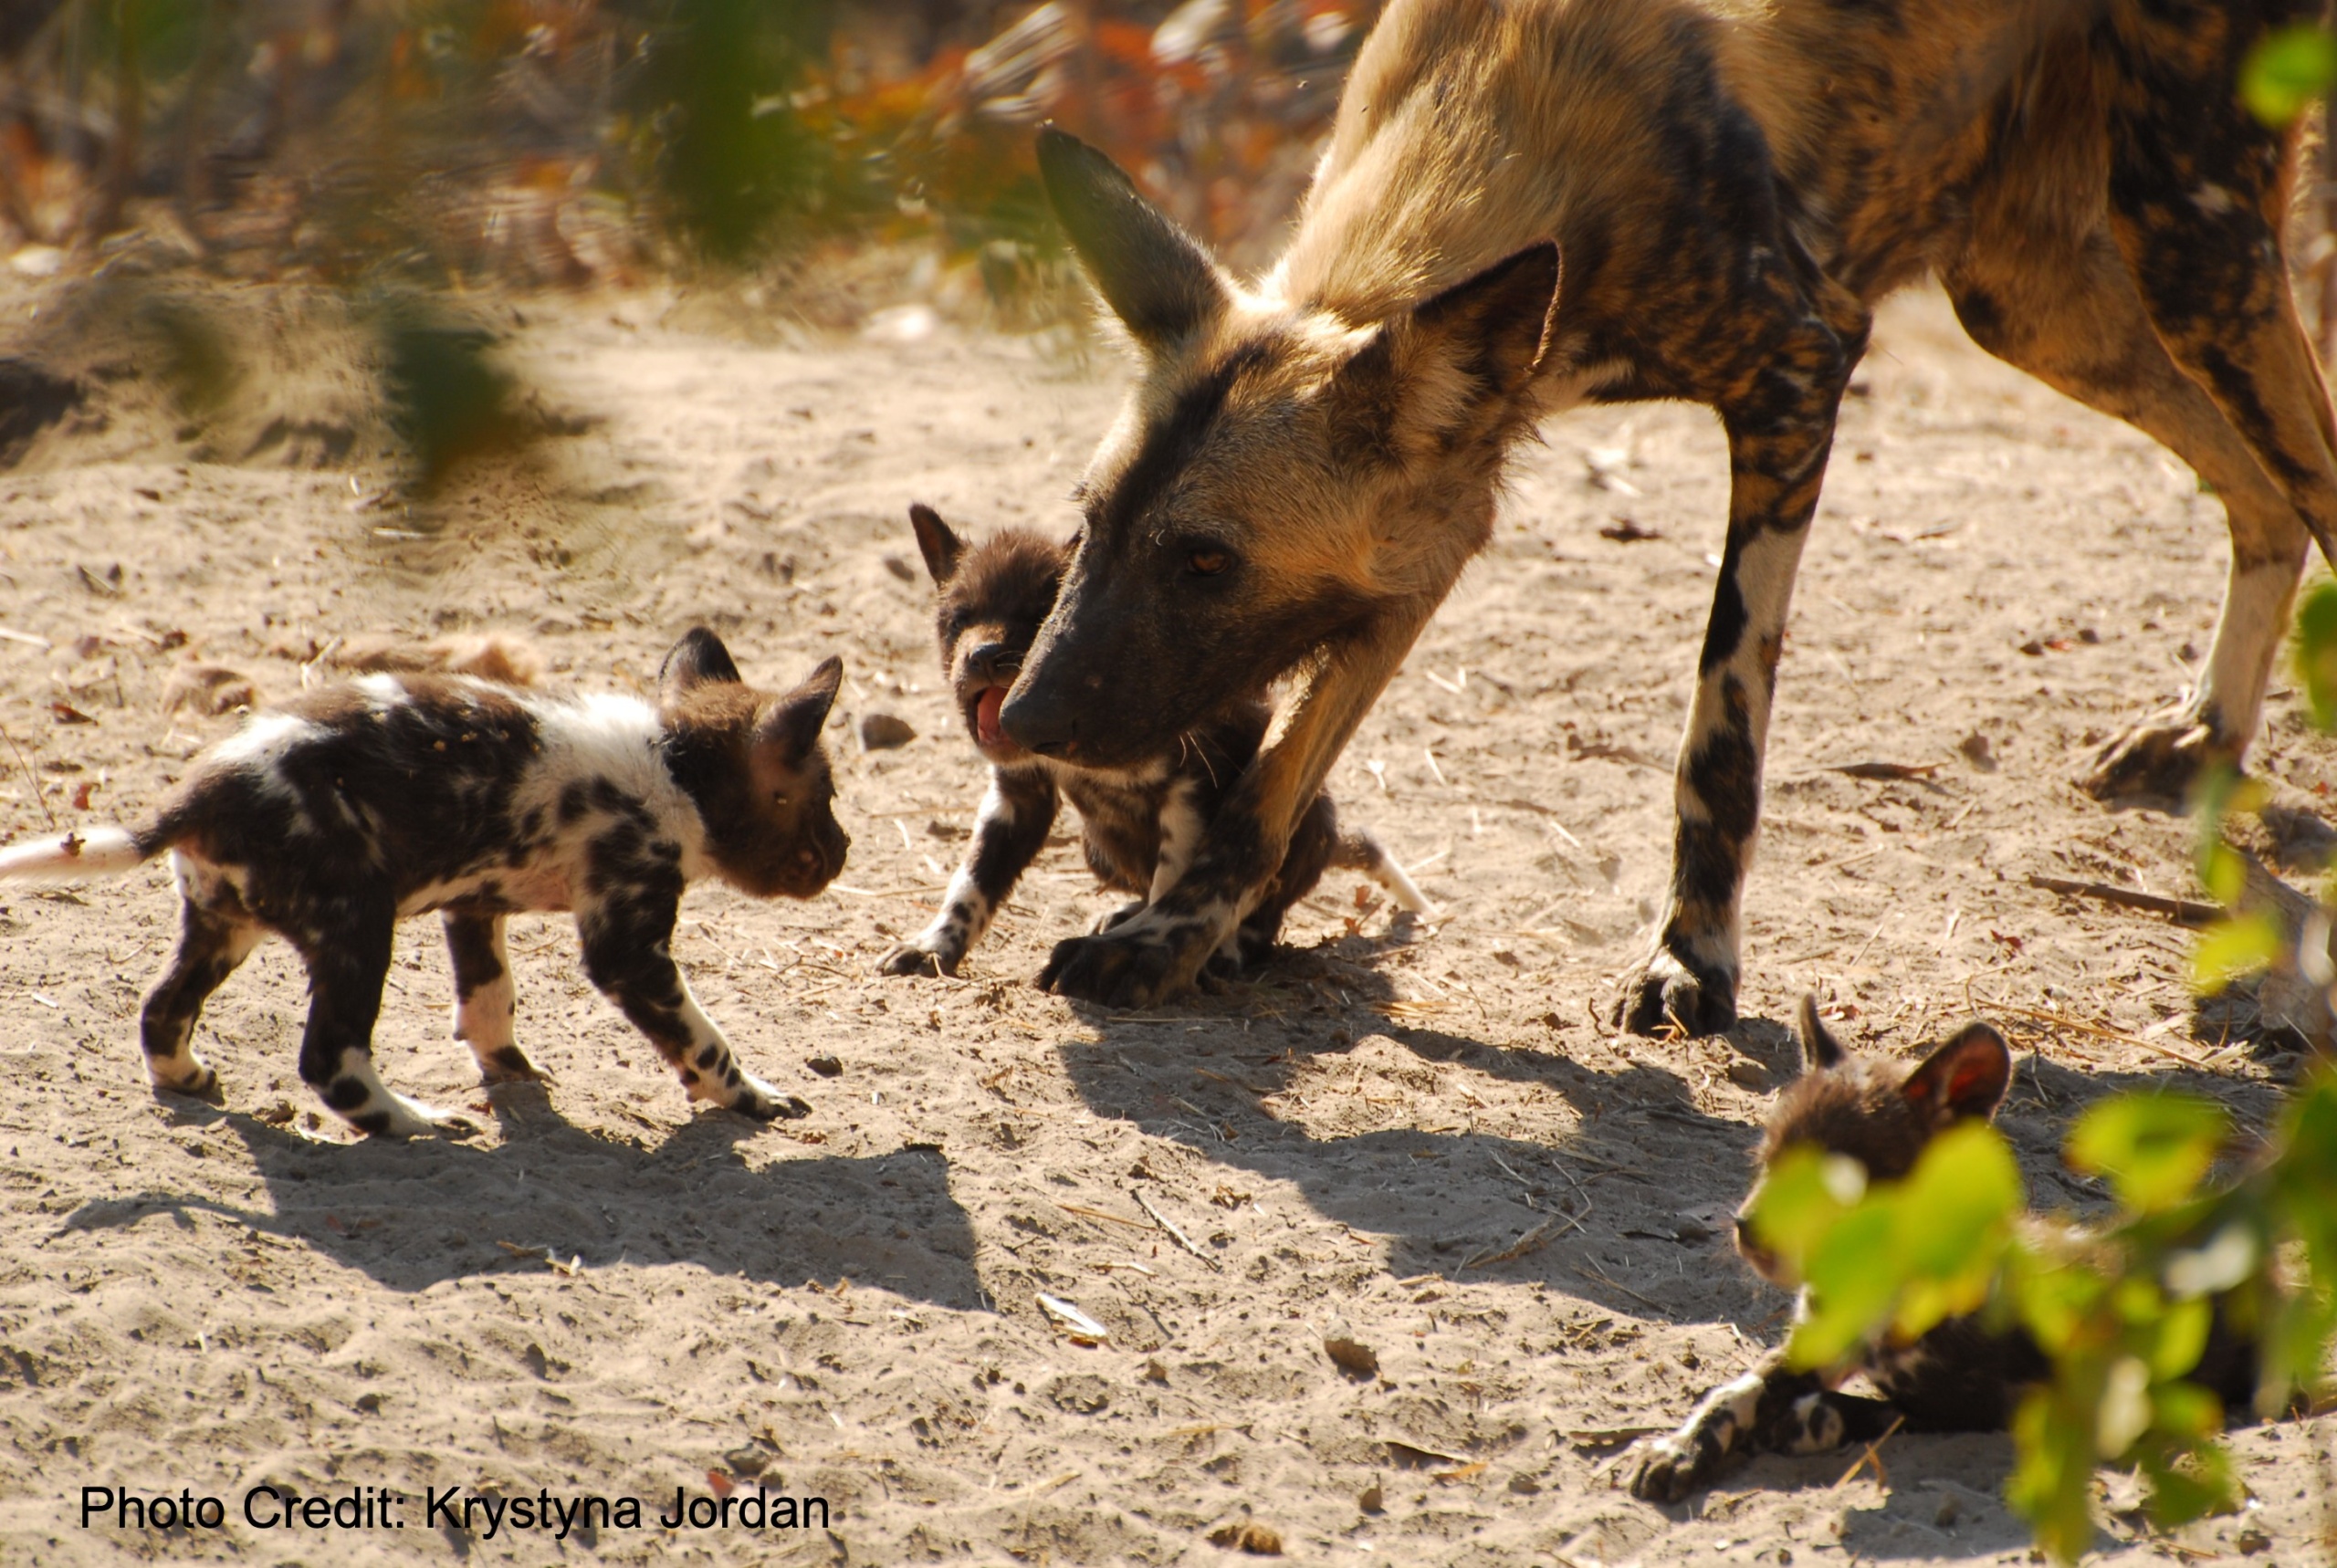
[352,672,407,707]
[518,690,710,876]
[0,825,144,883]
[1148,781,1206,903]
[210,709,328,772]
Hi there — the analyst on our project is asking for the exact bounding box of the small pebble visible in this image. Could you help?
[859,712,916,750]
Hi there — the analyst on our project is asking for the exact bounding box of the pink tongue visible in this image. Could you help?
[977,687,1006,747]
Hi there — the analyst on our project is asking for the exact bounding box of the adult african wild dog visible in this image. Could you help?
[1003,0,2337,1028]
[1626,999,2274,1500]
[880,503,1428,980]
[0,631,847,1136]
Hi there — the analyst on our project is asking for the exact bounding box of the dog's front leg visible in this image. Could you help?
[1038,609,1431,1008]
[1619,327,1860,1036]
[881,767,1058,977]
[1627,1353,1892,1502]
[577,890,808,1120]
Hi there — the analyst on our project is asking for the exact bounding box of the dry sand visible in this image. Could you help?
[0,277,2328,1565]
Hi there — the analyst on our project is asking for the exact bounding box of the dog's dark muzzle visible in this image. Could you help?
[998,680,1081,760]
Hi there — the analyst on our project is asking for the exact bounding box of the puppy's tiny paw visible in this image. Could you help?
[733,1074,812,1122]
[877,944,949,978]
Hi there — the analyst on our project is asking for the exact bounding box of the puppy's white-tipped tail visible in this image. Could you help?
[1336,831,1437,917]
[0,825,148,883]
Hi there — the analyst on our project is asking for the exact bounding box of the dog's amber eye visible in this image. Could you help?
[771,792,791,806]
[1186,549,1231,577]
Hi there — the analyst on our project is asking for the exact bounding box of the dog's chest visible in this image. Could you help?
[1051,763,1186,890]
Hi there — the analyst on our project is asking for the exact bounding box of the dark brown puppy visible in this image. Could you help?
[1004,1,2337,1030]
[0,630,847,1136]
[879,504,1426,984]
[1629,998,2268,1501]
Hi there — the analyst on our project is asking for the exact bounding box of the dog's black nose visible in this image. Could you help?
[966,643,1021,685]
[998,682,1074,758]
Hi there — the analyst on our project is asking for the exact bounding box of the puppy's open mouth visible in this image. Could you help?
[971,685,1008,747]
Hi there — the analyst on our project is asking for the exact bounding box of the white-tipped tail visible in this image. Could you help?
[1374,855,1435,916]
[1336,831,1437,916]
[0,825,147,883]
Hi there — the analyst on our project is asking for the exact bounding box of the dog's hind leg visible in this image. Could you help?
[140,869,264,1098]
[1619,298,1868,1037]
[444,909,545,1084]
[2095,15,2337,779]
[294,897,477,1138]
[1946,217,2310,806]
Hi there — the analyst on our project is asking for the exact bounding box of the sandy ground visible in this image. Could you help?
[0,274,2329,1566]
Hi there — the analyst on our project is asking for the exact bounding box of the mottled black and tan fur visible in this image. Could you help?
[879,504,1426,982]
[1002,0,2337,1024]
[0,630,847,1137]
[1628,999,2267,1501]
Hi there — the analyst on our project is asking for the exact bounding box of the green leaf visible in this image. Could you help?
[1898,1123,2022,1274]
[1744,1145,1864,1267]
[2068,1092,2230,1214]
[2010,1387,2100,1566]
[2148,1296,2214,1382]
[1790,1201,1903,1370]
[2189,911,2283,994]
[2149,1378,2225,1440]
[2141,1438,2238,1527]
[2296,580,2337,730]
[2243,24,2337,126]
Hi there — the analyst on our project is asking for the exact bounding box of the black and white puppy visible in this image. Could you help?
[880,504,1427,984]
[1627,998,2265,1501]
[0,629,847,1137]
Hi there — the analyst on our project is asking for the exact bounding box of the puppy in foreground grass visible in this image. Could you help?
[0,629,846,1137]
[882,504,1428,986]
[1629,999,2271,1501]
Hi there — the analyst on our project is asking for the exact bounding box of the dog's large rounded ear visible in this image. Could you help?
[660,627,743,702]
[1323,242,1561,467]
[909,504,964,587]
[1900,1022,2012,1125]
[1038,127,1231,352]
[1795,994,1848,1073]
[753,655,844,764]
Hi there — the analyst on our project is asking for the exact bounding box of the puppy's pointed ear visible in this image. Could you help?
[753,655,844,765]
[1796,994,1848,1073]
[660,627,743,703]
[909,504,964,587]
[1901,1022,2012,1126]
[1039,127,1231,351]
[1322,242,1560,467]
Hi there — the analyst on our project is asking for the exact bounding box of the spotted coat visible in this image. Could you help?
[0,630,846,1136]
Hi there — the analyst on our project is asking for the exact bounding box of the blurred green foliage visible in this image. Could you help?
[2243,23,2337,126]
[1758,578,2337,1559]
[1751,1074,2335,1563]
[0,1,1372,286]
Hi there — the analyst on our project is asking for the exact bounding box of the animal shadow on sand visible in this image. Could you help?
[58,1090,982,1308]
[1051,938,1786,1329]
[1053,942,2290,1521]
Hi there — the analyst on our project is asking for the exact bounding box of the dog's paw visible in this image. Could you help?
[1037,926,1189,1009]
[729,1073,812,1122]
[878,942,953,978]
[151,1060,223,1102]
[2080,718,2229,810]
[351,1094,481,1140]
[1615,948,1736,1038]
[1624,1434,1704,1503]
[477,1044,550,1086]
